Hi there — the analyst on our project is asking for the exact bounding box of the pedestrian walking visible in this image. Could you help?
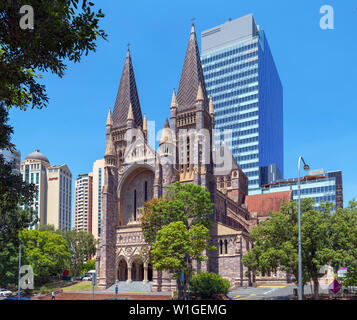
[51,291,55,300]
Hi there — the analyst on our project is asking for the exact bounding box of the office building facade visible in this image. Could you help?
[250,169,343,211]
[92,159,105,240]
[201,14,283,192]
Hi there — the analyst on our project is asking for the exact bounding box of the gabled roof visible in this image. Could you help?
[245,191,292,217]
[112,49,143,128]
[176,24,208,110]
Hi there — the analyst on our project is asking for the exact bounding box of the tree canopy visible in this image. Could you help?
[141,182,213,244]
[141,182,215,299]
[19,229,70,285]
[242,199,357,299]
[0,0,107,109]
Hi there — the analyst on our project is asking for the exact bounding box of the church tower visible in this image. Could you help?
[98,48,145,289]
[174,24,216,202]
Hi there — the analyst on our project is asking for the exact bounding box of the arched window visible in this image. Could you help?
[224,239,228,254]
[219,240,223,255]
[186,136,190,168]
[134,189,137,221]
[144,181,148,202]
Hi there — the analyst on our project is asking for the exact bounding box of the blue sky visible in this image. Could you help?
[10,0,357,216]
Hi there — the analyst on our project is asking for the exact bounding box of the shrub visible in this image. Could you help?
[189,272,231,299]
[39,286,51,294]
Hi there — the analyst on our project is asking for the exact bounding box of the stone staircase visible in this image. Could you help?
[104,281,153,293]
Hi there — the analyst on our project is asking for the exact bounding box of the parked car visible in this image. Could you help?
[81,275,92,281]
[0,288,12,297]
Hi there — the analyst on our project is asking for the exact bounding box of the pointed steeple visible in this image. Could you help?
[209,96,214,115]
[106,108,112,126]
[196,83,204,102]
[112,49,143,128]
[164,117,170,128]
[170,89,178,109]
[143,114,148,131]
[176,24,208,110]
[127,103,134,121]
[160,118,172,145]
[105,133,116,157]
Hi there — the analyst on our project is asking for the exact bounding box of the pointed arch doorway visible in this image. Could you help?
[118,258,128,281]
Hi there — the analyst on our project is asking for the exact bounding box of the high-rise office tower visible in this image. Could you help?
[250,169,343,211]
[92,159,105,240]
[20,149,73,230]
[47,164,72,230]
[74,173,93,232]
[201,14,283,192]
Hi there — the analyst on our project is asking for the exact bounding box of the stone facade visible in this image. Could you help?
[96,25,259,291]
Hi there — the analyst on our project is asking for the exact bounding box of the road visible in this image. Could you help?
[228,284,330,300]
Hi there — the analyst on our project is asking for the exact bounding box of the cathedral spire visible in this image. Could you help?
[176,24,208,110]
[105,132,116,158]
[106,108,112,126]
[112,49,143,128]
[196,83,204,102]
[143,114,147,131]
[209,96,214,115]
[170,89,178,109]
[127,103,134,121]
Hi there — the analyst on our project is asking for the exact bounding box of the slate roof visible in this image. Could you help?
[112,49,143,128]
[176,25,208,110]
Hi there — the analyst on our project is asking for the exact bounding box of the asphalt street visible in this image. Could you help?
[228,284,330,300]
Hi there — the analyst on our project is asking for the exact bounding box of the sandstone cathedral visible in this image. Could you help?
[96,25,260,291]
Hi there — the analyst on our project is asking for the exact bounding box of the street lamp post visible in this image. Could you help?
[18,238,22,300]
[297,156,310,301]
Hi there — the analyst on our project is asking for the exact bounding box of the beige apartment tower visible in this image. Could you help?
[47,164,72,230]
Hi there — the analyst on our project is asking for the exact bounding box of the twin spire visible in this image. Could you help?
[109,23,211,153]
[112,48,143,128]
[176,23,208,110]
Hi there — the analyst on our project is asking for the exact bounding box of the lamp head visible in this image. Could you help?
[304,164,310,171]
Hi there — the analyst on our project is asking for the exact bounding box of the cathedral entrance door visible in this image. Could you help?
[131,260,144,281]
[118,259,128,281]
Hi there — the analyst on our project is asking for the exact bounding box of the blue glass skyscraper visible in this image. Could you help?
[201,14,283,192]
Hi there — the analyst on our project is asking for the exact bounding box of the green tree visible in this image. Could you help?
[150,221,214,300]
[19,229,70,285]
[141,182,213,244]
[326,201,357,271]
[0,106,37,287]
[79,259,96,275]
[0,0,107,110]
[62,230,97,278]
[242,199,332,300]
[142,183,215,299]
